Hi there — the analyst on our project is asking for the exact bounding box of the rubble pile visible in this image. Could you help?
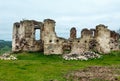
[63,51,101,60]
[0,53,17,60]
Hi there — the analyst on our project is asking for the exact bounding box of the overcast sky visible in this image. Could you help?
[0,0,120,40]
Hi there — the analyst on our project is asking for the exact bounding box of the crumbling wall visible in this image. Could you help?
[43,19,64,55]
[12,22,20,52]
[70,39,86,54]
[110,31,120,51]
[95,24,111,53]
[80,28,93,50]
[12,19,120,55]
[70,28,93,54]
[12,20,44,52]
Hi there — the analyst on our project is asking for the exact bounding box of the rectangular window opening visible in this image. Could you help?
[35,29,40,40]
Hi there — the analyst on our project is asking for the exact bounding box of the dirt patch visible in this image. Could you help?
[65,66,120,81]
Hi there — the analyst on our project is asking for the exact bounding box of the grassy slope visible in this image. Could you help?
[0,51,120,81]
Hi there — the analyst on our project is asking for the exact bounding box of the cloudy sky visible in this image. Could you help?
[0,0,120,40]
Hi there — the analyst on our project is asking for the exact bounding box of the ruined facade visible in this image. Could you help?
[12,19,120,54]
[12,20,44,52]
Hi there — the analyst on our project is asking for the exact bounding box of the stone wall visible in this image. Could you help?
[70,27,76,39]
[110,31,120,51]
[12,20,43,52]
[43,19,64,54]
[95,24,111,53]
[12,19,120,54]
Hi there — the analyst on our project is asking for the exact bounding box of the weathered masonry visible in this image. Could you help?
[12,19,120,55]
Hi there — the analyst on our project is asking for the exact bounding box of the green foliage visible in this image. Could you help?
[0,46,11,55]
[0,40,12,49]
[0,40,12,55]
[0,51,120,81]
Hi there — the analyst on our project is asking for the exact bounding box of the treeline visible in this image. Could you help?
[0,40,12,54]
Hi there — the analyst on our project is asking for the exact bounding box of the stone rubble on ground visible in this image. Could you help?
[0,53,17,60]
[63,51,101,60]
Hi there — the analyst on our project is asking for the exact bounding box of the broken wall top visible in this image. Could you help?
[44,19,56,24]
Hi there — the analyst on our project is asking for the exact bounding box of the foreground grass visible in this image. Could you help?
[0,51,120,81]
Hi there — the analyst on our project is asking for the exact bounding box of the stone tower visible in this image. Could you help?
[95,24,110,53]
[43,19,63,54]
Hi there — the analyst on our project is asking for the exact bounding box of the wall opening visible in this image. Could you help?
[35,29,40,40]
[63,45,71,54]
[56,39,59,43]
[49,40,52,43]
[92,31,95,37]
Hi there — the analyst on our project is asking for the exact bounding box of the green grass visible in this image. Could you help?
[0,51,120,81]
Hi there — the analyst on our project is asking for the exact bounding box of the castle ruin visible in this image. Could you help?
[12,19,120,54]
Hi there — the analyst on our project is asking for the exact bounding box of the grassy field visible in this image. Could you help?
[0,51,120,81]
